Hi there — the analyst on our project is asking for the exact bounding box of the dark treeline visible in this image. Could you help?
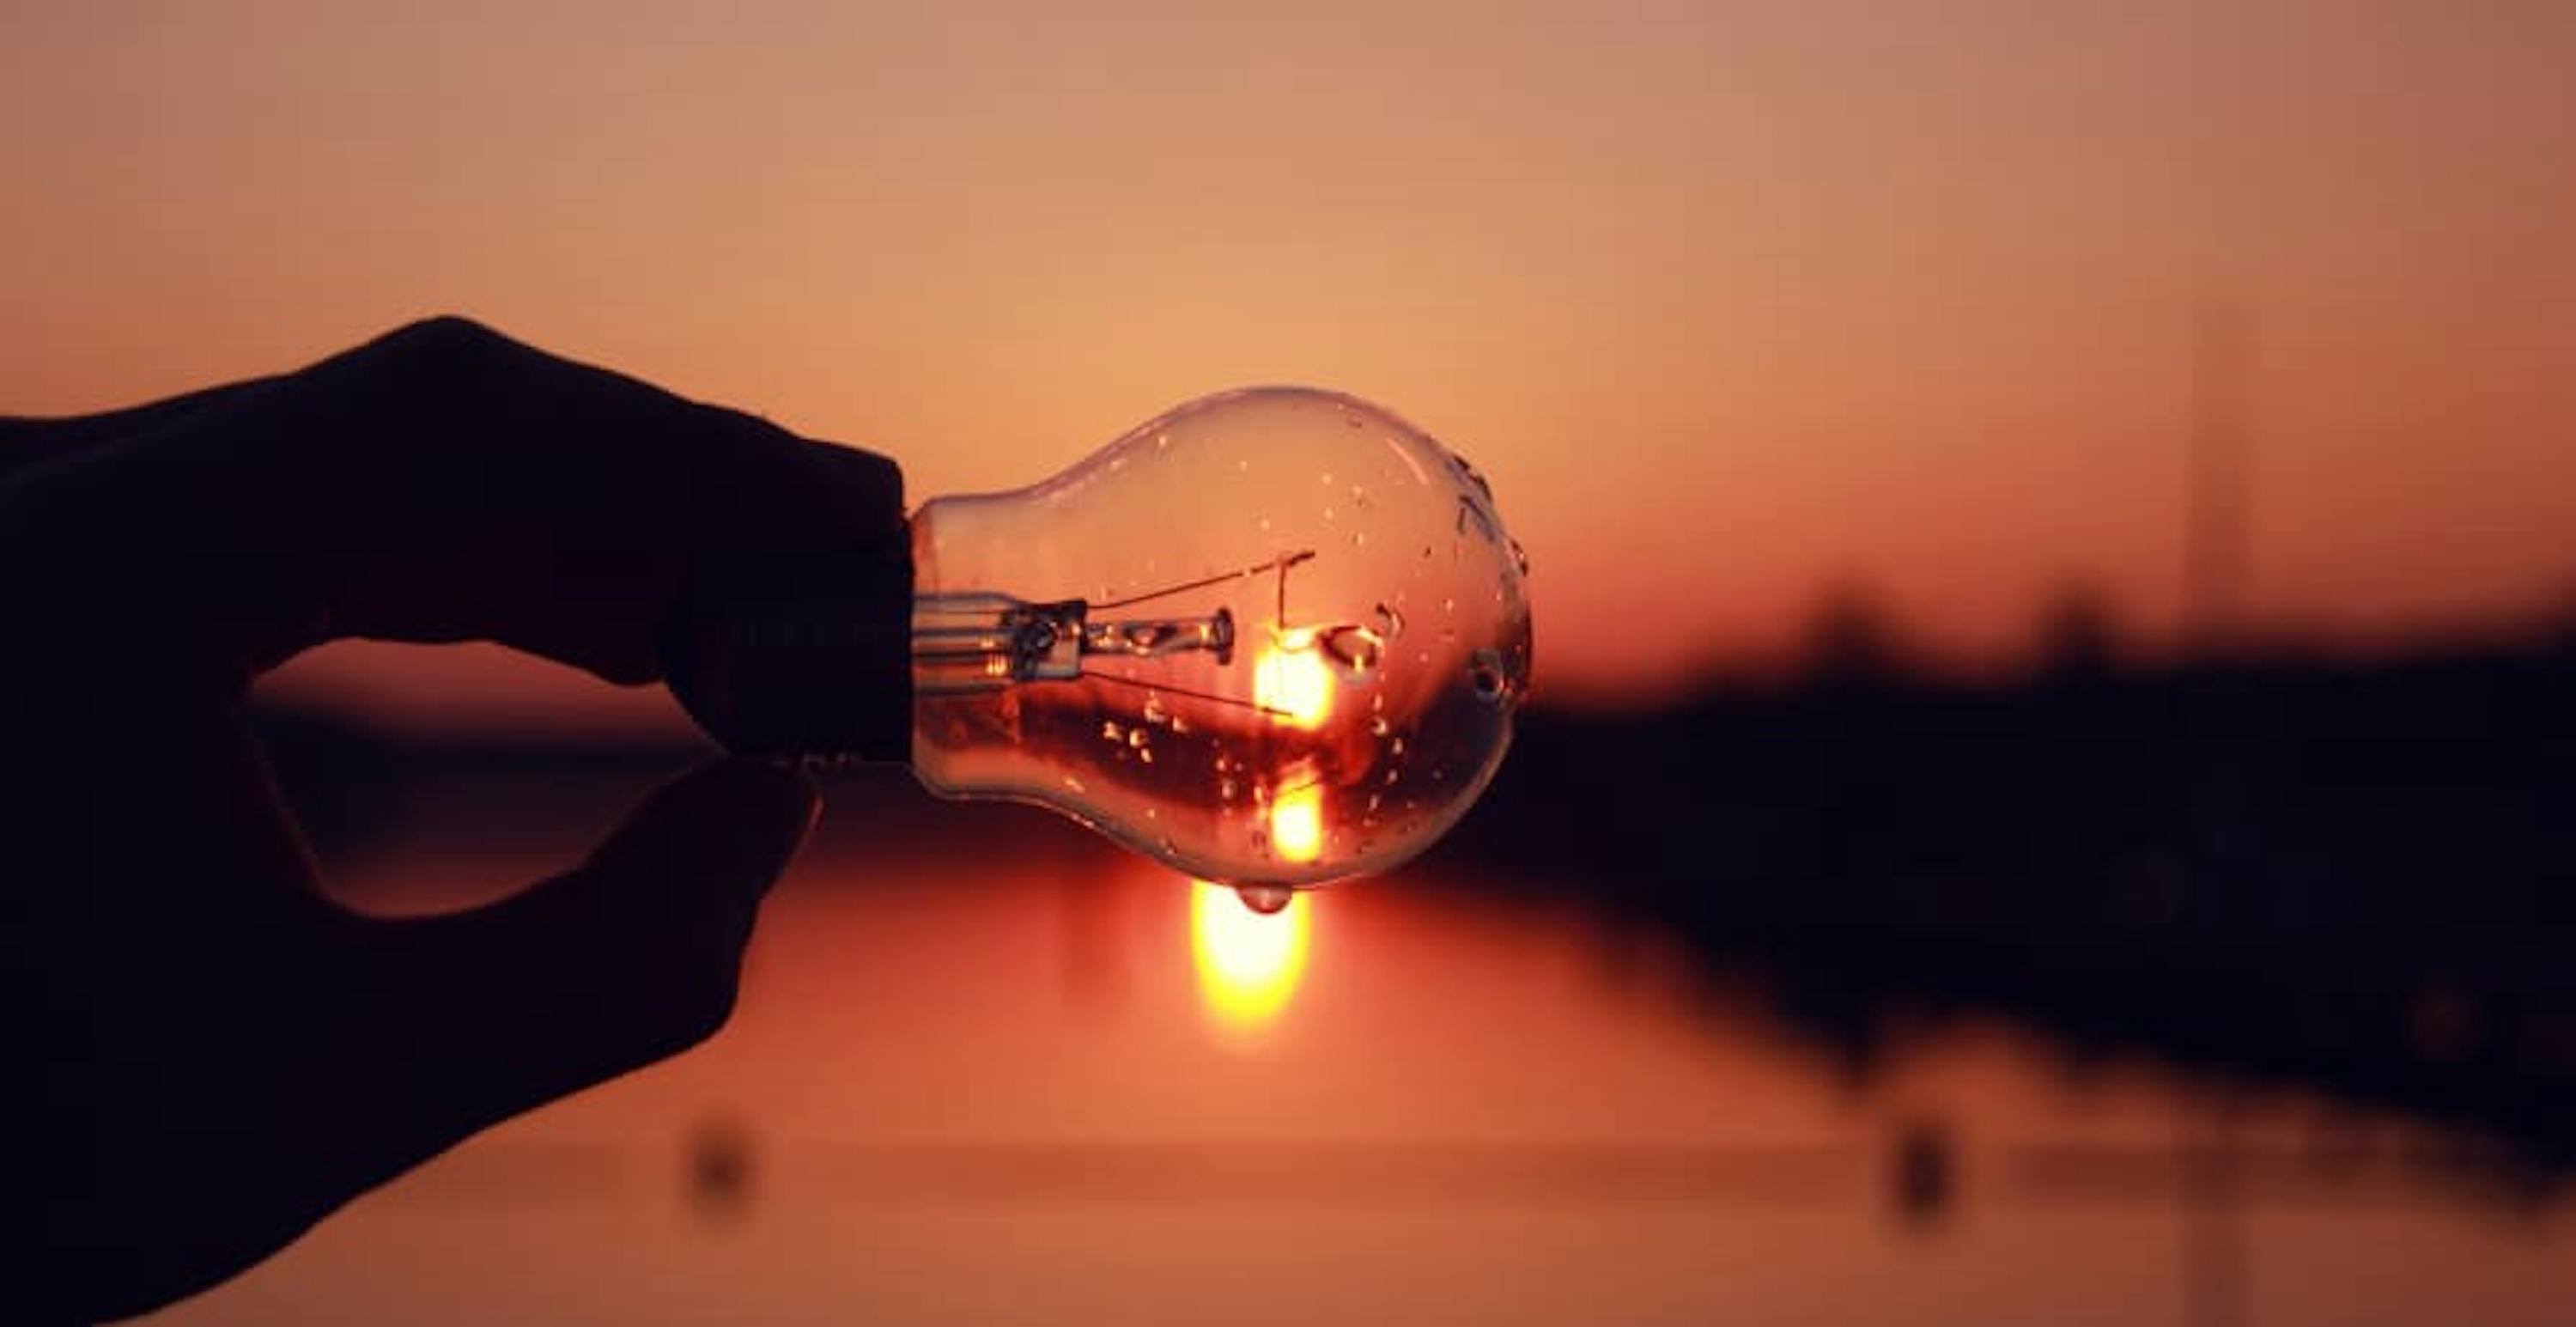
[1431,617,2576,1183]
[252,607,2576,1185]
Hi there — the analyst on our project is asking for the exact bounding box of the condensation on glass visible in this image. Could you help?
[908,387,1533,891]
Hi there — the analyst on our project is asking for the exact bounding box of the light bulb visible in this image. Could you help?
[671,387,1532,893]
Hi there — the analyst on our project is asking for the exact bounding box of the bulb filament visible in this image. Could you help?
[913,551,1320,702]
[910,594,1228,692]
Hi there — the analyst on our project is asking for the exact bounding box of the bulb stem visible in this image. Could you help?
[913,593,1235,694]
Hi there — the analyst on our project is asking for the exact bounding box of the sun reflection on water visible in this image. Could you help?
[1268,780,1324,863]
[1190,879,1311,1030]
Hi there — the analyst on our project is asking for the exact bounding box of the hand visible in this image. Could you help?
[2,319,906,1320]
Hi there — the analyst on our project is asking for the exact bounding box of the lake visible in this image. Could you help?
[153,768,2575,1325]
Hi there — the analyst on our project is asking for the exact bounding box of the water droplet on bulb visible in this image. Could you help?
[1368,715,1391,737]
[1237,884,1294,915]
[1127,728,1149,749]
[1318,624,1384,677]
[1509,538,1531,575]
[1455,494,1499,541]
[1142,696,1169,726]
[1468,648,1510,706]
[1375,604,1405,638]
[1451,454,1492,493]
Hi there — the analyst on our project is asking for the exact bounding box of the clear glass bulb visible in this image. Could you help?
[909,387,1531,894]
[668,387,1532,901]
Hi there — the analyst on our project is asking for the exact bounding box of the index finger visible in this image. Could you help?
[0,318,907,697]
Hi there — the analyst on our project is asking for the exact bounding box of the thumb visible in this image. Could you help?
[354,758,818,1152]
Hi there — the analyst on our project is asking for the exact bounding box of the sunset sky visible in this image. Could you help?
[7,1,2572,723]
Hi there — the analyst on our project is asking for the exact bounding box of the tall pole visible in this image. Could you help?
[2184,297,2253,653]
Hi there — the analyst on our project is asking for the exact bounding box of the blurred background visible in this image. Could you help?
[7,2,2574,1323]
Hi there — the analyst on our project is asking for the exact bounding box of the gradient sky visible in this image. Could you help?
[7,1,2573,721]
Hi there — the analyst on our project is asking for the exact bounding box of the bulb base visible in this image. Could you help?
[664,528,914,763]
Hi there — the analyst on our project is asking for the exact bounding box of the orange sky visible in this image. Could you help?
[7,1,2573,723]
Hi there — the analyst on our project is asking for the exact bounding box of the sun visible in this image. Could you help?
[1190,880,1312,1029]
[1253,636,1334,730]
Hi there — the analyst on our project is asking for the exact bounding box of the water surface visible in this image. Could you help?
[155,771,2574,1326]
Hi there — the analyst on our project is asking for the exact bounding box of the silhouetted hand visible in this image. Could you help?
[1,319,907,1321]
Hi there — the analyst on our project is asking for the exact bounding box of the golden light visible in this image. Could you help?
[1269,781,1325,864]
[1252,636,1334,729]
[1190,879,1312,1029]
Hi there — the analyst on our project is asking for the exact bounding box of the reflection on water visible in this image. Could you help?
[156,769,2573,1327]
[1190,881,1310,1030]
